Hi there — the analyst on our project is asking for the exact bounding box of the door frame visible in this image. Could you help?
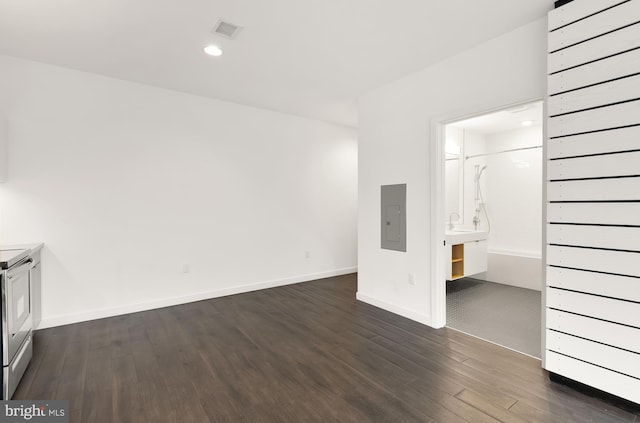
[429,97,546,363]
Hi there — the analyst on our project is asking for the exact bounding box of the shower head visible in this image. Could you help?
[477,165,487,180]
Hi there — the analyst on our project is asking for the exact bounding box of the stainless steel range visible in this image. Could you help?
[0,248,33,399]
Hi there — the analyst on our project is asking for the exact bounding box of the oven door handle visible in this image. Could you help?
[7,259,33,280]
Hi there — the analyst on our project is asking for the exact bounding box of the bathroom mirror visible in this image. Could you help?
[445,127,464,227]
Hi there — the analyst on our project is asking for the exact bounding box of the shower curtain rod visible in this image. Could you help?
[465,145,542,160]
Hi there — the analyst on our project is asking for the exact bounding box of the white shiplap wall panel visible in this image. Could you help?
[548,224,640,251]
[547,245,640,277]
[547,267,640,302]
[547,309,640,354]
[547,1,640,404]
[547,202,640,226]
[548,100,640,137]
[549,0,628,31]
[548,23,640,74]
[547,330,640,379]
[549,0,640,52]
[546,352,640,404]
[548,177,640,201]
[548,126,640,158]
[548,151,640,180]
[548,47,640,95]
[547,288,640,327]
[548,74,640,116]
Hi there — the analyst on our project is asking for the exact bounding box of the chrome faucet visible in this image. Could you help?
[473,213,480,230]
[448,212,460,230]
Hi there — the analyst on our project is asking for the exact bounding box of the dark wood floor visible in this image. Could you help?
[17,274,639,422]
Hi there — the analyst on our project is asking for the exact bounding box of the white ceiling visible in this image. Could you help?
[0,0,550,127]
[449,100,544,135]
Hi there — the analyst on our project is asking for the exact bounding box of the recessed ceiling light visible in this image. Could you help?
[204,45,223,57]
[521,120,533,127]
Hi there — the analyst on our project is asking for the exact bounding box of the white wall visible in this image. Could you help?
[0,117,6,182]
[464,126,543,291]
[447,125,542,290]
[475,126,543,290]
[357,18,546,326]
[461,131,488,231]
[445,127,488,229]
[485,126,543,256]
[0,54,358,329]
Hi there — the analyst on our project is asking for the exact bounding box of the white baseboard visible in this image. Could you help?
[355,292,434,327]
[37,267,357,330]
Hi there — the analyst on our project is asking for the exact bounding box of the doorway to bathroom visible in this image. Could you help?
[442,100,543,358]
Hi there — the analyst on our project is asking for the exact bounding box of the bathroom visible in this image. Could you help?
[444,100,543,358]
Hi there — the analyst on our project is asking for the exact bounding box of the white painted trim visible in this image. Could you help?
[37,267,357,330]
[356,292,432,326]
[430,98,545,332]
[430,117,446,329]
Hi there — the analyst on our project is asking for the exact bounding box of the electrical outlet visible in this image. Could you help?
[408,273,415,286]
[182,264,191,274]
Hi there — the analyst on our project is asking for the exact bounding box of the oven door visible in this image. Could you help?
[2,259,33,364]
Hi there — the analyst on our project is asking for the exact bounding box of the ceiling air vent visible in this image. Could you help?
[211,19,242,39]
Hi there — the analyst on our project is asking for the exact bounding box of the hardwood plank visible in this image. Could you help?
[455,389,529,423]
[13,274,639,422]
[111,379,141,423]
[23,342,65,398]
[373,335,519,410]
[509,400,559,423]
[402,380,499,423]
[107,315,132,359]
[80,386,113,423]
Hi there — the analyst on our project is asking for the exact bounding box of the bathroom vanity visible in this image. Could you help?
[445,229,488,280]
